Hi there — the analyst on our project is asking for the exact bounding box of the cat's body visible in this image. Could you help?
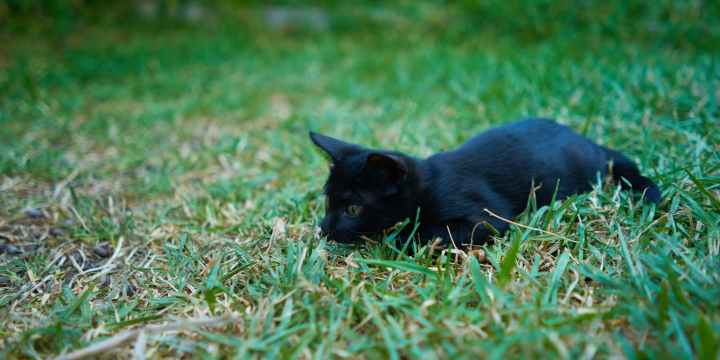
[311,118,661,247]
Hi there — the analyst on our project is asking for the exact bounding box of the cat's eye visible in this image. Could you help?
[346,204,362,216]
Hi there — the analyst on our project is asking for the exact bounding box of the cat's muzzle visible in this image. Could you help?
[319,229,360,244]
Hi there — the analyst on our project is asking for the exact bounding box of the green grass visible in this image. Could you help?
[1,2,719,359]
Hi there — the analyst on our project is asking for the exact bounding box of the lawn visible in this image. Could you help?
[1,2,719,359]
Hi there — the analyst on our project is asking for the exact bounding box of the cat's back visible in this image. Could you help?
[456,118,580,152]
[424,118,607,206]
[428,118,589,164]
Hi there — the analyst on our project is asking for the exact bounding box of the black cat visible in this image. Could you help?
[310,118,661,247]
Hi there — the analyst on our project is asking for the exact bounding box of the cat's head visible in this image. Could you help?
[310,132,420,243]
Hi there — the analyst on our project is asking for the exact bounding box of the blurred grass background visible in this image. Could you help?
[2,0,718,200]
[1,1,719,359]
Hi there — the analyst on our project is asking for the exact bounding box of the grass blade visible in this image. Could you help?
[354,259,441,278]
[543,251,570,305]
[63,278,100,319]
[498,231,521,288]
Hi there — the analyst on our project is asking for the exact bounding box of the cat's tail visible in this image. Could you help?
[603,148,662,204]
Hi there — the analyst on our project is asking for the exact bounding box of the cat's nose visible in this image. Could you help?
[319,220,333,237]
[319,225,331,236]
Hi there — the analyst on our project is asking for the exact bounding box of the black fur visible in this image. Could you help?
[310,118,661,247]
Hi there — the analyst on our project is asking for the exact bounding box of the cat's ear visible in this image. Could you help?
[309,132,363,162]
[367,153,407,182]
